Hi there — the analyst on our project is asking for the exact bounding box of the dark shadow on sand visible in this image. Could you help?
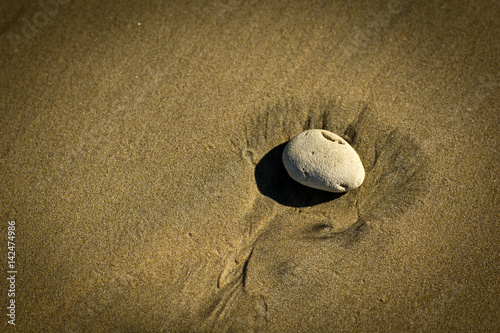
[255,142,344,207]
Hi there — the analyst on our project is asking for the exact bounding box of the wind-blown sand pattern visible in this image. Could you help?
[201,100,430,332]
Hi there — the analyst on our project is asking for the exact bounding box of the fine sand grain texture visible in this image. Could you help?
[1,0,499,332]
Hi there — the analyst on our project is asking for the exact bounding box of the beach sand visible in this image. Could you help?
[1,0,499,332]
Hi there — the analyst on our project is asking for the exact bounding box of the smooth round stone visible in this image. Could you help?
[282,129,365,193]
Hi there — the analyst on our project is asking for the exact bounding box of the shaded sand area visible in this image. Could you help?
[1,0,499,332]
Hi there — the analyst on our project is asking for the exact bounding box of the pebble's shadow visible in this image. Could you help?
[255,142,344,207]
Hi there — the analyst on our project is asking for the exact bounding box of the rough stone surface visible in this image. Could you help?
[282,129,365,193]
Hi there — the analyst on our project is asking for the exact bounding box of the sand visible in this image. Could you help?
[1,0,499,332]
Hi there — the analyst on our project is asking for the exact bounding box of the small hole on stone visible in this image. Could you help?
[321,132,335,141]
[322,132,344,144]
[311,151,315,155]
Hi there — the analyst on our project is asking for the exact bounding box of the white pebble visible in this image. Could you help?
[282,129,365,193]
